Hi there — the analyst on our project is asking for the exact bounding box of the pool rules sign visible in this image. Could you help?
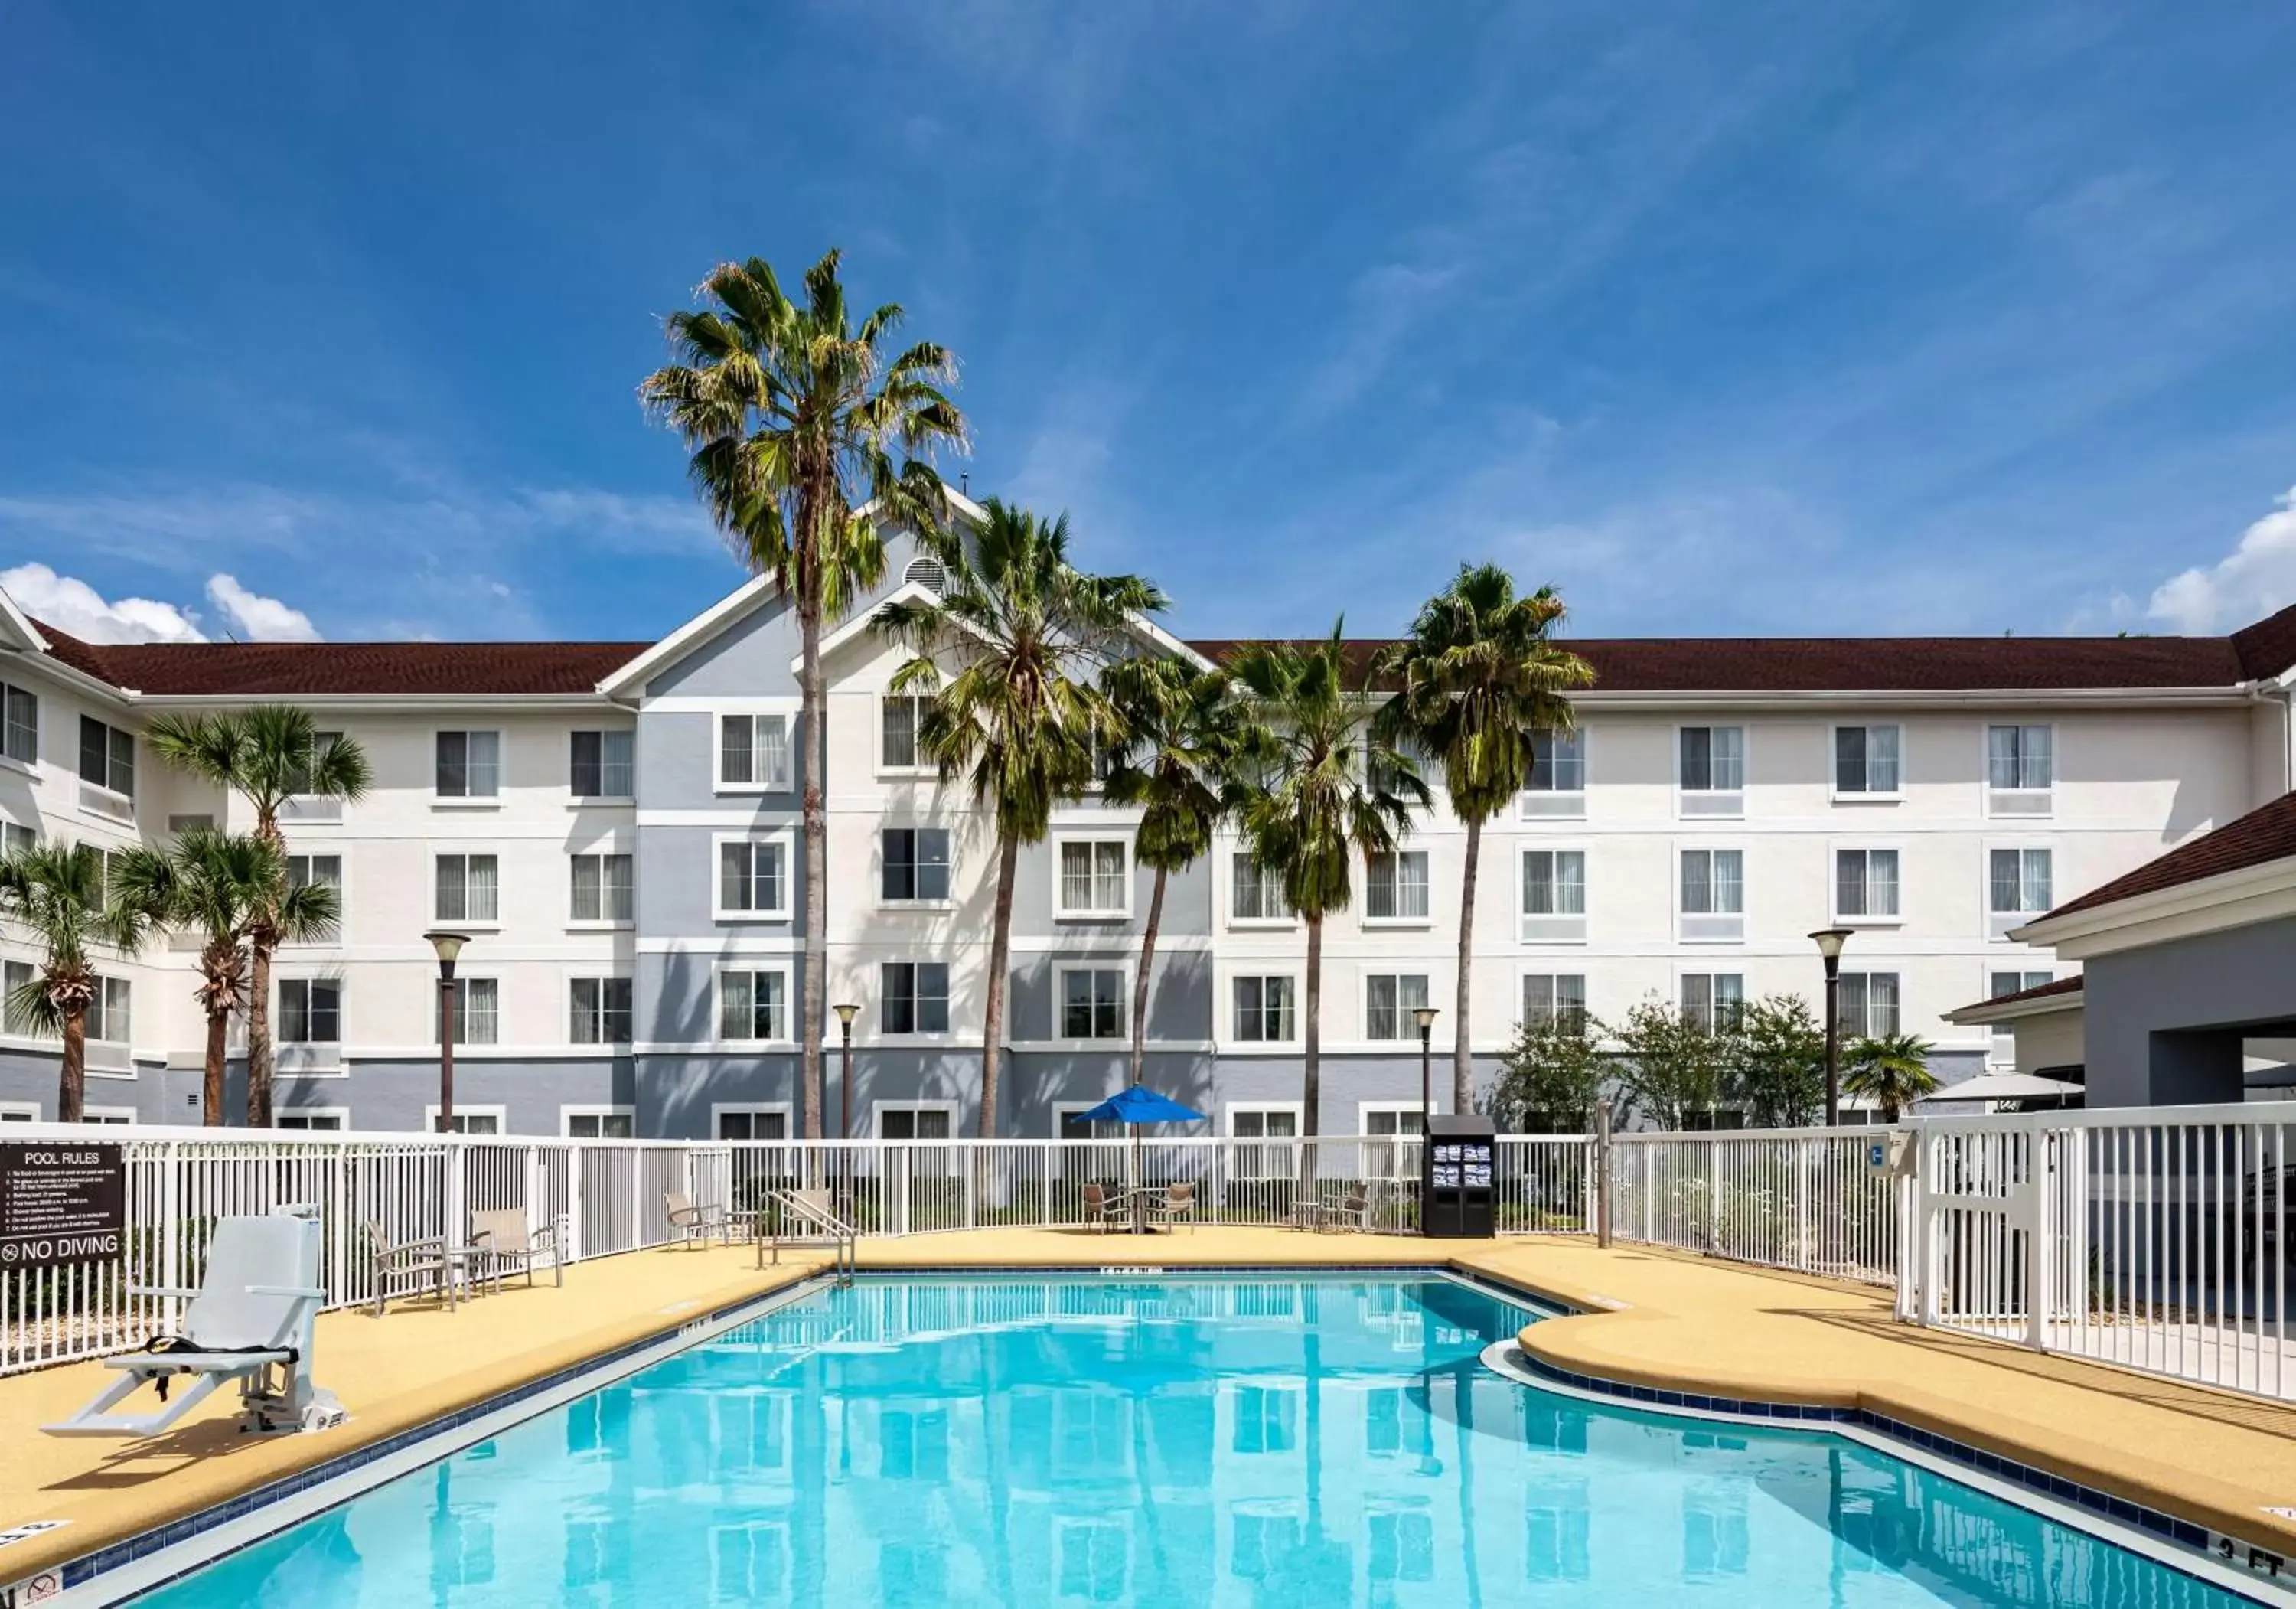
[0,1141,126,1271]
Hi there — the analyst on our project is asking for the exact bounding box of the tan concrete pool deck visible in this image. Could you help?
[7,1229,2296,1586]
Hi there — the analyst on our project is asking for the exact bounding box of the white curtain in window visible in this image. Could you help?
[1867,726,1900,792]
[1094,843,1125,911]
[755,716,788,788]
[1710,727,1744,791]
[2021,849,2052,912]
[572,855,600,919]
[467,854,498,922]
[467,731,501,796]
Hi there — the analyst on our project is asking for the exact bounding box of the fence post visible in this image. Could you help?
[1795,1137,1812,1272]
[1642,1146,1654,1244]
[160,1141,181,1339]
[1041,1143,1054,1228]
[2026,1130,2054,1352]
[1595,1110,1612,1248]
[567,1147,585,1263]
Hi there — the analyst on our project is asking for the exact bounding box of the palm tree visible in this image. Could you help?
[0,840,159,1121]
[642,250,966,1137]
[1842,1032,1939,1121]
[1228,625,1426,1142]
[1102,658,1245,1090]
[1378,564,1593,1112]
[145,707,371,1126]
[877,500,1167,1137]
[112,829,340,1127]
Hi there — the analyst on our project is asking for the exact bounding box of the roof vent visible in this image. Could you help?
[904,556,948,595]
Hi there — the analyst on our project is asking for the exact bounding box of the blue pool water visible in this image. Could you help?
[130,1274,2252,1607]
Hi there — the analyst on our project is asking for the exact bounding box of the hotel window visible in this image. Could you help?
[1678,726,1743,814]
[1987,724,2053,814]
[1061,968,1127,1039]
[569,977,632,1044]
[718,714,791,790]
[1834,725,1901,795]
[1988,847,2053,935]
[879,1105,954,1142]
[881,962,950,1035]
[1231,853,1293,922]
[1522,974,1587,1034]
[1834,847,1900,920]
[881,828,951,902]
[565,1109,634,1140]
[1987,970,2052,1063]
[435,853,500,923]
[1,960,49,1037]
[1681,973,1744,1033]
[1057,839,1129,918]
[1,678,36,765]
[571,730,634,798]
[78,716,135,798]
[4,821,37,859]
[285,853,343,945]
[435,978,500,1046]
[1678,848,1744,941]
[435,730,501,798]
[1365,850,1430,922]
[1838,972,1900,1039]
[717,1108,788,1142]
[277,1111,345,1132]
[1365,973,1430,1041]
[1525,727,1586,795]
[719,969,789,1043]
[1233,976,1296,1043]
[881,694,928,770]
[569,852,634,923]
[278,979,341,1046]
[85,976,132,1043]
[1519,849,1587,943]
[718,839,789,919]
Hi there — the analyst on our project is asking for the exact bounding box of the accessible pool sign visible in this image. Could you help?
[0,1141,126,1271]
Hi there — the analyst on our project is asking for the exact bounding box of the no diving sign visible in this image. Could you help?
[0,1141,126,1271]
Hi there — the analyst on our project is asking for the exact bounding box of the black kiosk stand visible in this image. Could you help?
[1421,1114,1497,1238]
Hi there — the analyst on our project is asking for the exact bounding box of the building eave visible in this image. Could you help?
[2013,857,2296,958]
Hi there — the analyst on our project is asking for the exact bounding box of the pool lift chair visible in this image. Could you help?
[43,1205,347,1440]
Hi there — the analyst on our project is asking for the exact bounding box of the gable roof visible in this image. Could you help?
[2232,600,2296,683]
[31,623,644,699]
[2037,791,2296,925]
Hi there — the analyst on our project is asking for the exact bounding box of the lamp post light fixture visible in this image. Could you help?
[423,931,471,1134]
[1413,1005,1440,1144]
[833,1002,859,1141]
[1809,928,1854,1128]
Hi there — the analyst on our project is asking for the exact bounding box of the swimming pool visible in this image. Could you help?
[125,1272,2258,1606]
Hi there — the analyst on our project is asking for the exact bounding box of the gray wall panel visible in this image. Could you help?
[645,591,804,700]
[636,824,807,939]
[2083,915,2296,1105]
[1006,839,1214,940]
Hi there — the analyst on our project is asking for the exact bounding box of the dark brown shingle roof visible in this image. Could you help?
[2043,792,2296,922]
[33,623,644,698]
[2233,601,2296,682]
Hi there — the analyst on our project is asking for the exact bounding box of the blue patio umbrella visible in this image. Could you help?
[1075,1083,1205,1232]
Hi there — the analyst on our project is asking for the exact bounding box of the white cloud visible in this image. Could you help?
[206,574,322,642]
[0,562,207,644]
[2148,487,2296,634]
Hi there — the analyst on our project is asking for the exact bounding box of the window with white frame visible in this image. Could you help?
[285,853,343,942]
[277,1110,345,1131]
[1520,850,1587,942]
[1365,851,1430,922]
[881,962,949,1034]
[1362,1105,1424,1180]
[1,959,49,1038]
[435,977,500,1046]
[1521,974,1587,1034]
[881,827,951,902]
[718,968,789,1043]
[1838,972,1900,1039]
[435,729,501,798]
[569,851,634,923]
[1987,969,2052,1063]
[1364,973,1430,1041]
[0,1103,34,1121]
[85,976,131,1043]
[0,677,37,766]
[716,1106,788,1142]
[881,694,928,771]
[1678,726,1743,813]
[1833,725,1901,796]
[79,1108,135,1125]
[1834,847,1900,921]
[877,1104,954,1141]
[3,820,37,859]
[569,977,632,1044]
[1057,840,1130,918]
[279,730,347,820]
[1988,847,2053,935]
[718,713,791,791]
[717,838,789,919]
[1060,967,1127,1039]
[1521,727,1586,815]
[1231,853,1293,922]
[1232,975,1296,1043]
[1987,724,2053,814]
[435,853,500,923]
[1680,973,1744,1033]
[571,730,634,798]
[429,1108,503,1135]
[1678,848,1743,941]
[278,979,341,1046]
[1228,1106,1300,1181]
[79,716,135,798]
[564,1108,634,1139]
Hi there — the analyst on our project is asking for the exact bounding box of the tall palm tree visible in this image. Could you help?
[1228,625,1425,1142]
[642,250,966,1137]
[145,706,370,1126]
[877,500,1167,1137]
[0,840,159,1121]
[112,829,340,1127]
[1842,1032,1939,1121]
[1102,658,1245,1090]
[1378,564,1593,1111]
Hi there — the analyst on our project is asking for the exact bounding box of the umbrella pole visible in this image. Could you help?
[1133,1126,1146,1234]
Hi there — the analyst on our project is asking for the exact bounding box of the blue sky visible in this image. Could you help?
[2,1,2293,648]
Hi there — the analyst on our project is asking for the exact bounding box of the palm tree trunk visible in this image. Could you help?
[59,1007,86,1123]
[981,833,1019,1139]
[1454,814,1482,1115]
[246,935,275,1128]
[1130,867,1166,1088]
[1302,914,1322,1138]
[203,1006,228,1126]
[798,587,828,1140]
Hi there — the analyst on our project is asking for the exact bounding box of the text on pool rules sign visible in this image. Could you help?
[0,1142,126,1271]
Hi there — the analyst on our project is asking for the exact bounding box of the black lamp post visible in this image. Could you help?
[423,930,471,1134]
[1810,928,1853,1127]
[833,1002,859,1140]
[1414,1004,1440,1139]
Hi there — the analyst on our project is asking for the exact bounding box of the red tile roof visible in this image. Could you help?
[2043,791,2296,922]
[34,623,645,698]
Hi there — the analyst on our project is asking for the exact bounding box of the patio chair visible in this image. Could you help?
[1081,1182,1127,1232]
[1146,1182,1195,1232]
[666,1190,728,1249]
[364,1219,457,1315]
[44,1206,345,1439]
[467,1209,563,1292]
[1319,1186,1371,1233]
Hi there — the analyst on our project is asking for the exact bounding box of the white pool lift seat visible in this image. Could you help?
[43,1205,347,1440]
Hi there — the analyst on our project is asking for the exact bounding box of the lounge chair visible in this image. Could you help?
[365,1219,458,1315]
[1080,1182,1127,1232]
[666,1190,727,1249]
[44,1206,345,1439]
[1146,1182,1195,1231]
[466,1209,563,1292]
[1319,1186,1372,1232]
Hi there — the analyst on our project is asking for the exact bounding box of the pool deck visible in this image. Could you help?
[8,1229,2296,1587]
